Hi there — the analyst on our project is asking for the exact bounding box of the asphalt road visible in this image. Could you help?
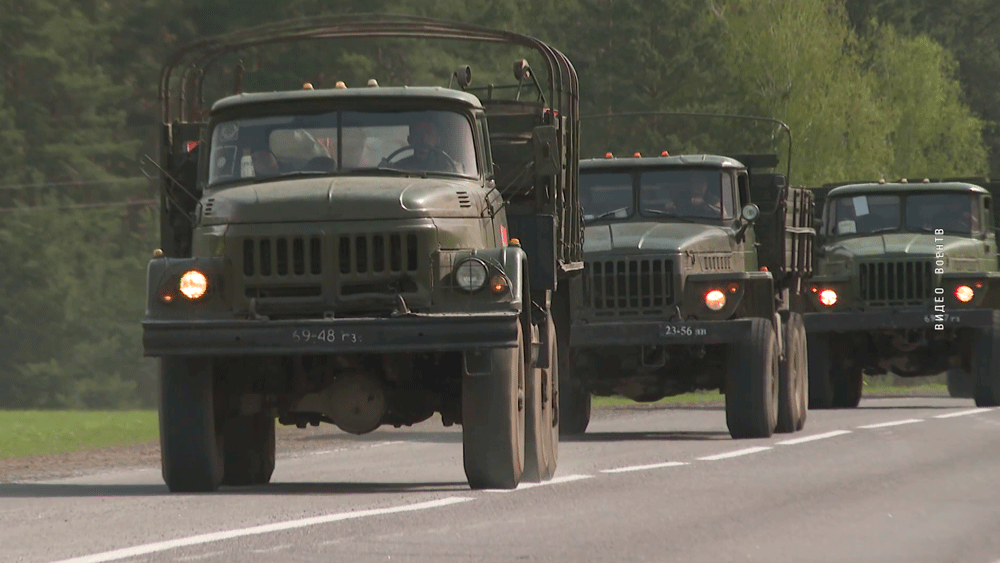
[3,396,1000,563]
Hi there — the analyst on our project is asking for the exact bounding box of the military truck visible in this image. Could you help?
[562,113,814,439]
[142,15,583,492]
[805,178,1000,408]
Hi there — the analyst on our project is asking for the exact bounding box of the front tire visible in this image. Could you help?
[222,414,276,486]
[159,357,224,493]
[973,318,1000,406]
[462,324,526,490]
[726,318,779,439]
[807,332,834,409]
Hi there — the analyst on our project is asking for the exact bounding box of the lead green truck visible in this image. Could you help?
[805,179,1000,408]
[143,15,583,492]
[561,113,815,439]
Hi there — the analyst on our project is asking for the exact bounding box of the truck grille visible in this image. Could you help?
[239,231,427,306]
[858,260,933,306]
[583,258,674,315]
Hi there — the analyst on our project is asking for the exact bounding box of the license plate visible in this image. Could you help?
[659,324,708,337]
[291,327,365,345]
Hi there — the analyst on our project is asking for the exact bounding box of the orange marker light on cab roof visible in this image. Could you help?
[633,152,642,157]
[605,152,614,158]
[661,150,670,156]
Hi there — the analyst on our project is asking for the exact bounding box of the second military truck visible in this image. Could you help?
[562,114,815,439]
[805,179,1000,408]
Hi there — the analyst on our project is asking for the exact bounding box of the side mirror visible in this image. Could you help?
[741,203,760,222]
[533,125,561,176]
[453,65,472,89]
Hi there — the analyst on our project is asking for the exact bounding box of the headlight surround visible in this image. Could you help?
[179,270,209,300]
[454,259,488,292]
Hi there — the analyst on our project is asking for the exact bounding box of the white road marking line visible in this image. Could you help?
[248,544,291,554]
[934,408,993,419]
[776,430,852,445]
[696,446,771,461]
[857,418,923,429]
[175,552,224,562]
[601,461,688,474]
[47,497,473,563]
[486,473,593,492]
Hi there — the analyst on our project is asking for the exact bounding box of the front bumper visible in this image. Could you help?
[143,312,519,356]
[803,308,995,333]
[570,318,753,347]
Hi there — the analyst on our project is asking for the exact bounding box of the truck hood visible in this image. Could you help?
[823,233,979,259]
[584,222,733,253]
[200,176,484,224]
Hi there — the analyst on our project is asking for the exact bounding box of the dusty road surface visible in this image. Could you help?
[3,396,999,563]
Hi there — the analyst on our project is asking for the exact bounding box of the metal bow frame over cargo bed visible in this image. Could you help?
[156,15,583,280]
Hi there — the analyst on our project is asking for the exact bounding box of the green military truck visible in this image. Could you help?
[805,178,1000,408]
[562,113,814,439]
[143,16,583,492]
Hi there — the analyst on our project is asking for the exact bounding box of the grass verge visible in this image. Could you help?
[591,381,948,408]
[0,410,158,460]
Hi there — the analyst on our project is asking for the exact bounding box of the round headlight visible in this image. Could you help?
[819,289,838,307]
[704,289,726,311]
[179,270,208,300]
[455,259,488,292]
[955,285,974,303]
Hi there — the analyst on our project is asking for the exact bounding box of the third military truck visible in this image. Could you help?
[561,113,814,439]
[805,179,1000,408]
[143,15,582,492]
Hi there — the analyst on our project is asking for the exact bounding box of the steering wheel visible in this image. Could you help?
[381,145,460,172]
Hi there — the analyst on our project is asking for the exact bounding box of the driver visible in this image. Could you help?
[674,174,721,218]
[393,118,457,173]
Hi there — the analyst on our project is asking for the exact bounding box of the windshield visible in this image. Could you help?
[905,193,979,234]
[207,109,479,186]
[827,192,978,236]
[580,172,633,221]
[640,169,725,219]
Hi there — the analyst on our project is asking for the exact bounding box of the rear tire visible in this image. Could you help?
[726,318,779,439]
[973,318,1000,406]
[462,324,526,490]
[222,414,276,486]
[159,357,224,493]
[807,333,834,409]
[524,316,558,482]
[776,313,807,433]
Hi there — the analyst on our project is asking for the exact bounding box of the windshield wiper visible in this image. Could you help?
[587,207,630,221]
[642,209,711,223]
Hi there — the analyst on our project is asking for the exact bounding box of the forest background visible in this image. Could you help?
[0,0,994,408]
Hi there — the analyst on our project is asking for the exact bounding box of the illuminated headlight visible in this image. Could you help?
[179,270,208,300]
[454,259,488,292]
[704,289,726,311]
[955,285,974,303]
[819,289,838,307]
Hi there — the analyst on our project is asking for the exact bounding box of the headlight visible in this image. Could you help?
[955,285,974,303]
[704,289,726,311]
[179,270,208,300]
[819,289,838,307]
[454,259,488,292]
